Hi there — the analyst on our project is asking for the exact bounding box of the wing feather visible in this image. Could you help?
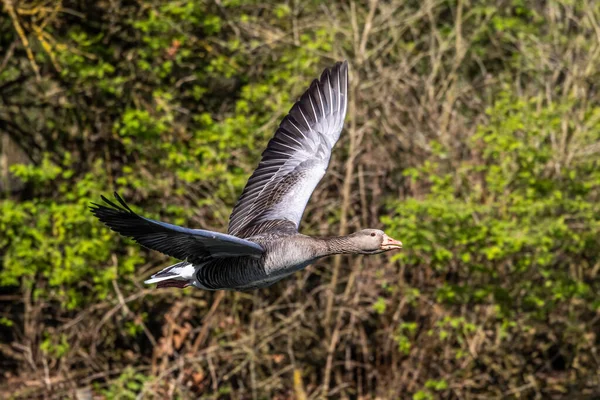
[228,61,349,238]
[91,192,264,263]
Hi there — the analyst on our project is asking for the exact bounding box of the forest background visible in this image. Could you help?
[1,0,599,399]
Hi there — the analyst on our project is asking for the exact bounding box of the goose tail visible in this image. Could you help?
[144,261,195,289]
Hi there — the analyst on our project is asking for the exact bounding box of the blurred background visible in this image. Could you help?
[1,0,599,398]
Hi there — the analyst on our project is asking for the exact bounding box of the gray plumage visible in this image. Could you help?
[90,61,402,291]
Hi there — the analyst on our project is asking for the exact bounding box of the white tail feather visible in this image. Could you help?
[144,275,182,284]
[144,261,195,285]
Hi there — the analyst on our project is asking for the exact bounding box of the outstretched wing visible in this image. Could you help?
[228,61,349,238]
[91,192,264,263]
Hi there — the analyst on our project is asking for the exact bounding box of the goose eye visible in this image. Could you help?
[370,232,376,237]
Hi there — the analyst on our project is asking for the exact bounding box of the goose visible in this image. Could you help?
[90,61,402,291]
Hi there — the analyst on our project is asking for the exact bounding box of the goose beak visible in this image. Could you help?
[380,234,403,251]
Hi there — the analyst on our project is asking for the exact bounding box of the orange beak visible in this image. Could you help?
[380,234,403,251]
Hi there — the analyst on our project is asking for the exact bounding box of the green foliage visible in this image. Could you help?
[372,297,387,314]
[384,88,600,395]
[385,91,600,321]
[0,0,333,311]
[413,379,449,400]
[98,367,149,400]
[40,333,70,358]
[395,322,418,355]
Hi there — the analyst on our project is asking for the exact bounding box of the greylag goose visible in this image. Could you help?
[90,61,402,291]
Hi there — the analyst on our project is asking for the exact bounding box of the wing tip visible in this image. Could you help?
[89,191,135,216]
[319,60,348,82]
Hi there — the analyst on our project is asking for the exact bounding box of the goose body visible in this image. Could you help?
[194,233,319,291]
[91,61,402,291]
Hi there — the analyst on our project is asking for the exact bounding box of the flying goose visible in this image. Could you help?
[90,61,402,291]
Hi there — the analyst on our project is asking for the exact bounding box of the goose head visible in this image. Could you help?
[348,229,403,254]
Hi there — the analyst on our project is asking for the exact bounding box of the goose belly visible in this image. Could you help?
[231,259,314,290]
[194,258,266,291]
[193,245,316,291]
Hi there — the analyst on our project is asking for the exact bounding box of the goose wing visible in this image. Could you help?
[91,192,264,263]
[228,61,349,238]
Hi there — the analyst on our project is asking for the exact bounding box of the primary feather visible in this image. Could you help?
[89,192,264,264]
